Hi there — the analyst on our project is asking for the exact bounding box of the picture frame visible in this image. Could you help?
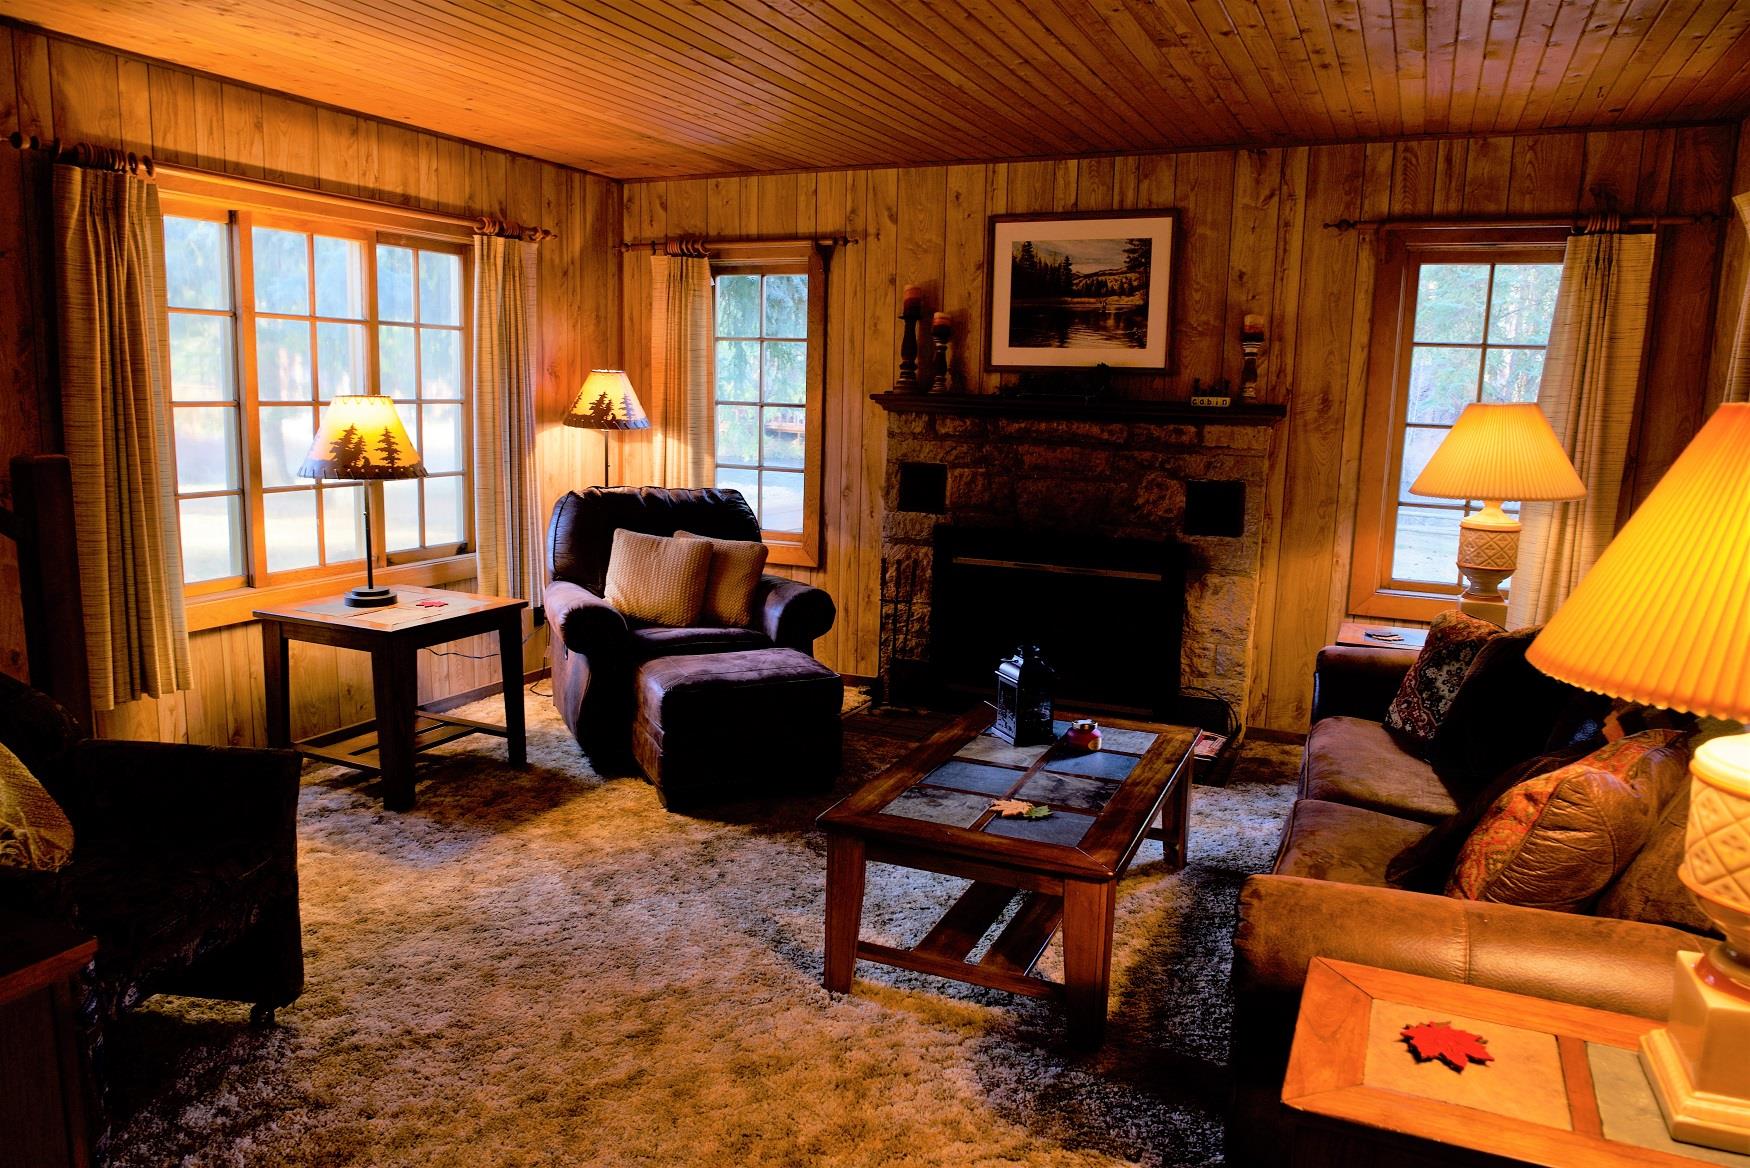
[985,210,1176,372]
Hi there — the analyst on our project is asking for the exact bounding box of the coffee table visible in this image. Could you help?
[817,706,1196,1045]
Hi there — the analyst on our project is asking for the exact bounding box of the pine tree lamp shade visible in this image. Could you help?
[299,394,426,608]
[1527,402,1750,1153]
[563,370,650,487]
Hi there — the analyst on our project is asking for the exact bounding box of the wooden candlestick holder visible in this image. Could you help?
[895,300,923,391]
[929,319,953,393]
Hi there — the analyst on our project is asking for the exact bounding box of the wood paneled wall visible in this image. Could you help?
[0,24,622,745]
[619,125,1739,731]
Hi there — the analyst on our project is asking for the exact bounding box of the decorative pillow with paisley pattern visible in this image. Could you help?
[1382,610,1502,752]
[0,740,74,872]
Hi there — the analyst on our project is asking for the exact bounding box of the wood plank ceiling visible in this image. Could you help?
[5,0,1750,179]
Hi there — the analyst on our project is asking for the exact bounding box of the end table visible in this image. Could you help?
[1,909,98,1168]
[254,585,528,810]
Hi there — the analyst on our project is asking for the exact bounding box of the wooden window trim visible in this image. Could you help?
[710,244,827,569]
[1349,227,1570,622]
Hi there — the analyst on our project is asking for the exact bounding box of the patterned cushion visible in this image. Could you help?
[0,740,74,871]
[1382,611,1501,752]
[675,530,768,627]
[1446,730,1687,910]
[603,530,713,628]
[1595,777,1718,936]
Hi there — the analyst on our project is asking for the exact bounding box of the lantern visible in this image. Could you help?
[993,645,1055,746]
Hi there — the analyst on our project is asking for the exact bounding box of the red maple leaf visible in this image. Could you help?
[1401,1021,1494,1072]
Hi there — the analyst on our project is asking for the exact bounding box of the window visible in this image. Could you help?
[709,243,826,567]
[162,201,471,594]
[1350,229,1566,619]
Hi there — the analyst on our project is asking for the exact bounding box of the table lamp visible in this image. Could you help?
[298,393,426,608]
[563,369,650,487]
[1409,402,1586,625]
[1527,402,1750,1153]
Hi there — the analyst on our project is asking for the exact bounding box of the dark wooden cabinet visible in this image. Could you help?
[0,910,97,1168]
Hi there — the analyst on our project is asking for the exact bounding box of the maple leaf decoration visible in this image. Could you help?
[1401,1021,1494,1072]
[989,799,1053,819]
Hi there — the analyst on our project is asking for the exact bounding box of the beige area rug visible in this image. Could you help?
[104,691,1299,1168]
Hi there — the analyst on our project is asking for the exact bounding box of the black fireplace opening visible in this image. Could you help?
[930,526,1185,717]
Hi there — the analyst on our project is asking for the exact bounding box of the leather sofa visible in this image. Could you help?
[1225,645,1709,1166]
[544,485,836,771]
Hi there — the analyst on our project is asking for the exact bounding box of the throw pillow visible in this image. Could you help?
[1426,626,1583,798]
[675,530,768,627]
[602,530,713,627]
[1382,611,1501,752]
[1445,729,1687,911]
[1594,778,1718,936]
[0,740,74,872]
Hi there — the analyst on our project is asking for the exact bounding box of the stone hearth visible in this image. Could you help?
[877,395,1281,720]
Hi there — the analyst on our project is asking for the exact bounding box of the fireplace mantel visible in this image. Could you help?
[870,391,1286,425]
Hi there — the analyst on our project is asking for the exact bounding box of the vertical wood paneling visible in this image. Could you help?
[0,26,620,746]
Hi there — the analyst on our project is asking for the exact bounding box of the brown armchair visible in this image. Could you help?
[544,486,836,771]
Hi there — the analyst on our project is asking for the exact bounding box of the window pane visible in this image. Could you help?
[259,405,315,488]
[419,251,461,325]
[1399,426,1452,503]
[1405,345,1481,425]
[715,467,759,514]
[317,322,368,399]
[762,406,805,468]
[421,403,463,473]
[761,470,804,533]
[382,478,421,551]
[164,218,230,310]
[716,404,759,465]
[424,476,464,545]
[263,490,320,572]
[322,484,363,563]
[715,274,760,336]
[1488,264,1561,344]
[378,245,415,322]
[179,495,241,583]
[421,329,462,398]
[763,274,807,338]
[252,227,309,314]
[313,236,365,320]
[1392,506,1461,586]
[169,314,234,402]
[763,341,806,404]
[1481,348,1546,404]
[715,340,759,402]
[173,406,238,493]
[1412,264,1489,343]
[256,319,313,401]
[380,325,416,398]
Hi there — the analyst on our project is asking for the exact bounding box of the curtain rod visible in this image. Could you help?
[7,132,557,241]
[616,234,857,254]
[1325,212,1724,232]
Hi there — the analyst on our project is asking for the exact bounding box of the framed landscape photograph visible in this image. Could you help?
[986,210,1176,372]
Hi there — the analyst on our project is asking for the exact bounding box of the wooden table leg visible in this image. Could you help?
[1165,759,1193,871]
[261,620,291,748]
[499,613,526,768]
[823,833,866,993]
[1062,877,1117,1047]
[372,642,419,811]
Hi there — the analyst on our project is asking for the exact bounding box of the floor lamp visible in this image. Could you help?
[564,369,650,486]
[298,394,426,608]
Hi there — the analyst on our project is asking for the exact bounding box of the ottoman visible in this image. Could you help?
[632,648,843,809]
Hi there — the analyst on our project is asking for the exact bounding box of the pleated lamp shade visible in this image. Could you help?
[564,370,651,431]
[1526,403,1750,721]
[298,394,425,480]
[1410,402,1585,502]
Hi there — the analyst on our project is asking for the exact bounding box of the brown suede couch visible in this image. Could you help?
[1226,644,1710,1166]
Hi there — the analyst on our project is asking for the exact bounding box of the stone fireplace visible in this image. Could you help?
[876,394,1282,723]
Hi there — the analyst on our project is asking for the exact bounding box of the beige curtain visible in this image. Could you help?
[53,165,191,713]
[1722,191,1750,405]
[472,234,544,602]
[1508,229,1658,627]
[649,254,715,487]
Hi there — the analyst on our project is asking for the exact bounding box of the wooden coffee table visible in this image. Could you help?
[817,706,1196,1045]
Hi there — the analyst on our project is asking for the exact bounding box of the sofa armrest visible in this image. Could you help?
[755,575,835,651]
[545,579,629,658]
[67,738,301,847]
[1310,646,1415,725]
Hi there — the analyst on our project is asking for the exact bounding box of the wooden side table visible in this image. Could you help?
[1283,957,1750,1167]
[255,585,528,811]
[0,910,98,1168]
[1337,621,1428,652]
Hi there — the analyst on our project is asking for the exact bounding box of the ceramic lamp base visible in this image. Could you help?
[344,585,397,608]
[1455,502,1519,627]
[1640,950,1750,1154]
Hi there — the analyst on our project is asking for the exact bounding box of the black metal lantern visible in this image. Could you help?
[992,644,1055,746]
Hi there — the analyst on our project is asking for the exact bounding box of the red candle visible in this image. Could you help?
[932,311,952,327]
[902,284,923,307]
